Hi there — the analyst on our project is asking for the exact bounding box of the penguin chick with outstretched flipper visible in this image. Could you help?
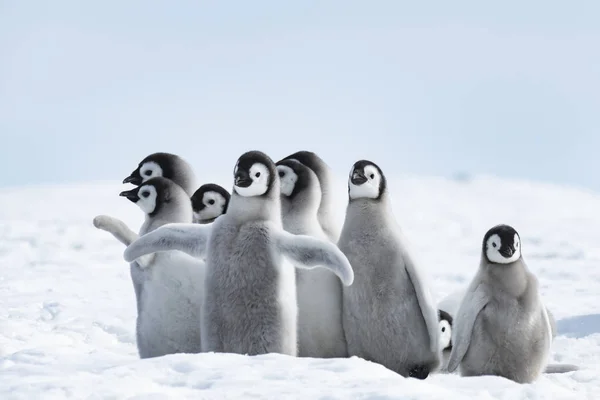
[95,177,205,358]
[123,151,354,357]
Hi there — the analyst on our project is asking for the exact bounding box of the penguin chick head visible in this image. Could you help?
[275,159,319,198]
[438,309,453,351]
[123,152,185,186]
[191,183,230,223]
[232,151,277,197]
[348,160,386,200]
[281,150,327,178]
[119,177,181,217]
[483,224,522,264]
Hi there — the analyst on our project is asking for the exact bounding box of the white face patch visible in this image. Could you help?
[140,161,163,182]
[348,165,381,200]
[486,233,521,264]
[439,320,452,351]
[277,165,298,197]
[234,163,270,197]
[135,185,158,214]
[194,191,227,221]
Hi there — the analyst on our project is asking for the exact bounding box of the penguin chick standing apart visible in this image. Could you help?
[123,152,198,196]
[447,224,553,383]
[338,160,440,379]
[190,184,230,224]
[276,159,347,358]
[98,177,205,358]
[280,151,340,242]
[122,151,354,357]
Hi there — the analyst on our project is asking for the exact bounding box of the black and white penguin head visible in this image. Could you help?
[119,176,188,217]
[191,183,230,223]
[438,309,453,351]
[232,151,277,198]
[483,224,522,264]
[123,152,192,187]
[275,159,320,198]
[348,160,387,200]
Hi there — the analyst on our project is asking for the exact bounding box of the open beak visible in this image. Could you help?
[351,171,368,185]
[119,189,139,203]
[234,170,253,188]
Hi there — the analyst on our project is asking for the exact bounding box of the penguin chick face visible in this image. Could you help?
[348,160,386,200]
[119,178,172,216]
[483,224,522,264]
[123,152,180,185]
[232,151,276,197]
[438,309,453,351]
[191,183,230,223]
[277,164,298,197]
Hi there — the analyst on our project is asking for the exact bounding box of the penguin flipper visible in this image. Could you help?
[124,223,211,262]
[93,215,138,246]
[402,251,442,354]
[447,283,489,373]
[273,229,354,286]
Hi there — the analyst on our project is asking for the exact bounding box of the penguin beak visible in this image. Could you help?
[499,246,515,258]
[119,189,139,203]
[351,171,368,185]
[234,170,253,188]
[123,169,142,185]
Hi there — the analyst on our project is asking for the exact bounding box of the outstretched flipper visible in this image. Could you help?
[93,215,155,268]
[273,229,354,286]
[447,283,490,373]
[93,215,139,246]
[124,223,211,263]
[402,249,441,354]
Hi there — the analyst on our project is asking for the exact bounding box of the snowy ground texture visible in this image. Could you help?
[1,173,600,399]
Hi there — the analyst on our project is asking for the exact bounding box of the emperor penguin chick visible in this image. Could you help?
[447,224,553,383]
[338,160,440,379]
[190,183,230,224]
[276,158,347,358]
[280,151,340,242]
[123,152,197,196]
[122,151,354,357]
[117,177,205,358]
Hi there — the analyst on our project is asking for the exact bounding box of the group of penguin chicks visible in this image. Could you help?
[93,150,578,385]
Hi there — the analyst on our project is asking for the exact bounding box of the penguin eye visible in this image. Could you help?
[492,243,497,248]
[208,199,215,205]
[144,170,152,176]
[278,171,284,178]
[370,174,375,179]
[141,191,150,198]
[441,327,446,332]
[515,242,519,248]
[255,172,261,178]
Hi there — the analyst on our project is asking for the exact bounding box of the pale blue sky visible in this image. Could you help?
[1,1,599,190]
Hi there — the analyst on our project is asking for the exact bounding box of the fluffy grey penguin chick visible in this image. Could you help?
[276,158,348,358]
[191,183,230,224]
[447,224,579,383]
[437,309,453,373]
[338,160,440,379]
[123,152,198,196]
[95,177,205,358]
[122,151,354,357]
[280,151,340,242]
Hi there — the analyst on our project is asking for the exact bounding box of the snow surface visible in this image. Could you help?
[1,174,600,399]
